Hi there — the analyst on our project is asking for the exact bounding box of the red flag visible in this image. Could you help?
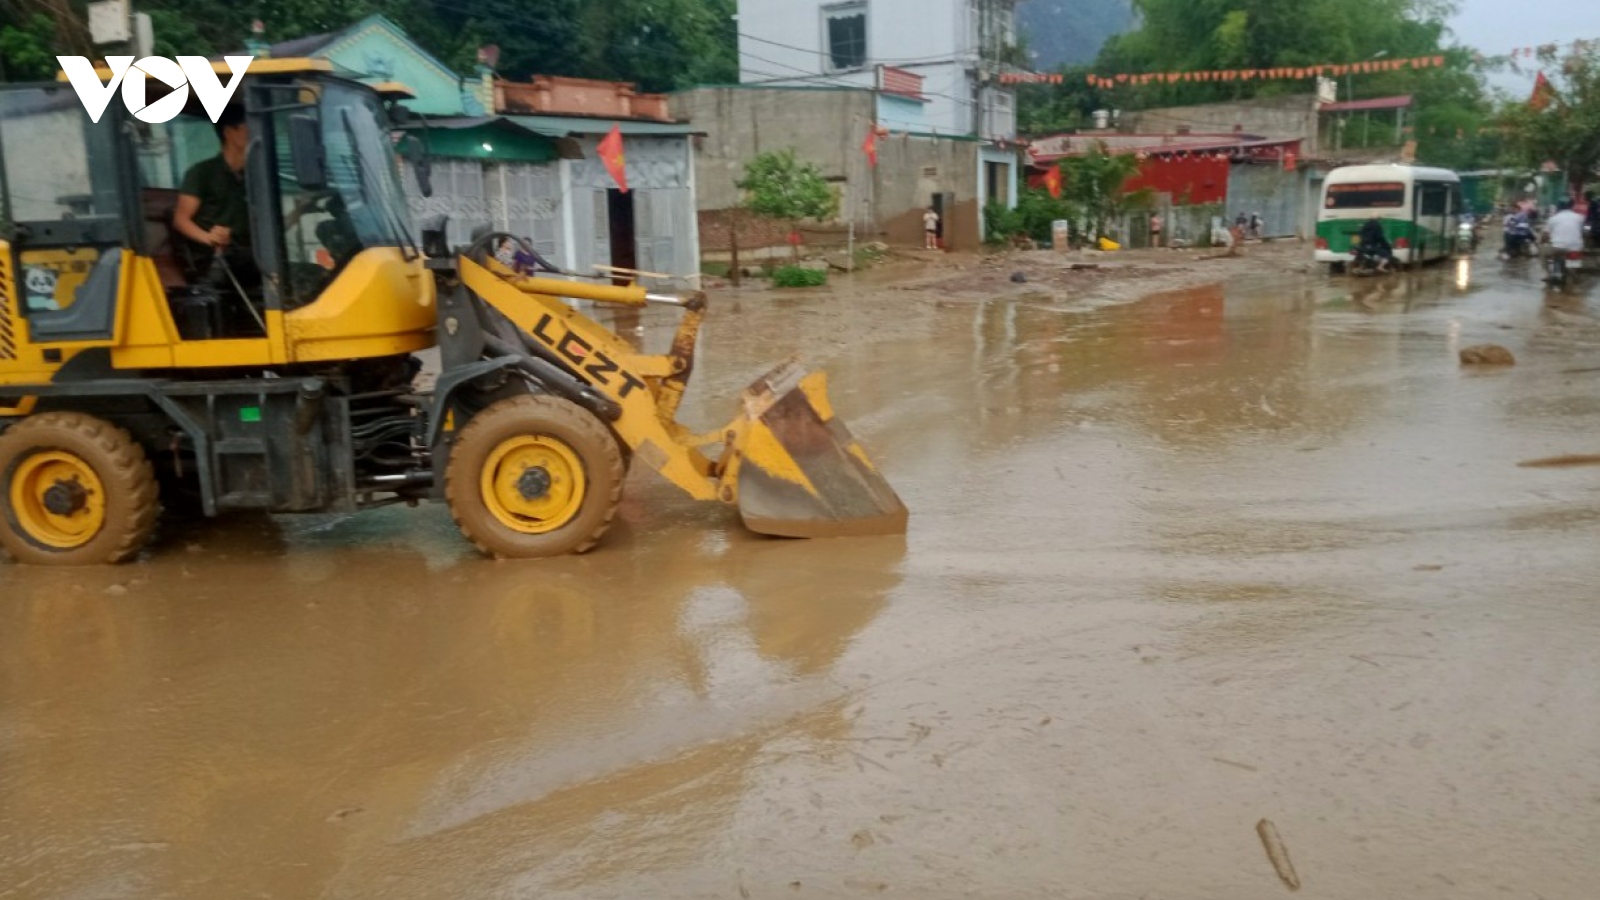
[1529,71,1556,111]
[1044,165,1063,199]
[863,126,878,166]
[1432,55,1445,67]
[598,124,628,193]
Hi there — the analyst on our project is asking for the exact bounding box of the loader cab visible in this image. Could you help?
[0,61,434,377]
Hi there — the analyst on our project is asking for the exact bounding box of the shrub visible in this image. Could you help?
[984,202,1028,245]
[773,265,827,288]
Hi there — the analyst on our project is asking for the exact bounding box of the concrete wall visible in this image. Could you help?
[675,86,989,251]
[873,135,982,249]
[676,87,877,213]
[877,94,930,132]
[1121,95,1320,154]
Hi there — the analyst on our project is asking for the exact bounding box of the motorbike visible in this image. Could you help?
[1543,247,1583,289]
[1502,222,1537,259]
[1351,243,1394,276]
[1456,218,1477,253]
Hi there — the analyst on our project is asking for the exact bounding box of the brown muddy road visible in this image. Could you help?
[3,253,1599,899]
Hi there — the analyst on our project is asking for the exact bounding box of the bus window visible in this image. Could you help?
[1419,186,1448,216]
[1326,182,1406,209]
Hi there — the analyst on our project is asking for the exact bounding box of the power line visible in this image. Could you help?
[738,31,978,68]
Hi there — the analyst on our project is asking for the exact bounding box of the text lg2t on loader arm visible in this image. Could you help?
[0,61,906,564]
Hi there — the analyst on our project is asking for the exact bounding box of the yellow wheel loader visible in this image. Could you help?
[0,62,905,564]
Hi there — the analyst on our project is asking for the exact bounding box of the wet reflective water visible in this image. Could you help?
[3,256,1599,899]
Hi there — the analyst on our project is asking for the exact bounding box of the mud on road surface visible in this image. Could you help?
[3,250,1599,899]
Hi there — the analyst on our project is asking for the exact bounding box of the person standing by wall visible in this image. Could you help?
[1149,212,1164,248]
[923,207,941,251]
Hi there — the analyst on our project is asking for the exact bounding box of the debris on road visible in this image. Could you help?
[1459,344,1515,366]
[1256,818,1303,891]
[1517,454,1600,468]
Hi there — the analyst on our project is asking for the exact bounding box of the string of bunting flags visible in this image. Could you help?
[1500,38,1599,62]
[1504,38,1593,60]
[1081,55,1446,91]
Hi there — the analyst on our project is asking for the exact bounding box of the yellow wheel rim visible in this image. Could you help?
[479,435,587,535]
[7,451,107,550]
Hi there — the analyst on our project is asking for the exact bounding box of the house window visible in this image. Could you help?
[824,2,867,71]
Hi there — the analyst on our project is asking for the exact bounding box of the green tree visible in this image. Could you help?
[1061,144,1146,240]
[738,149,837,260]
[1499,45,1600,194]
[0,13,56,81]
[577,0,735,92]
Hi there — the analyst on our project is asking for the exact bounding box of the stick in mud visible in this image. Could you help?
[1517,454,1600,468]
[1256,818,1302,891]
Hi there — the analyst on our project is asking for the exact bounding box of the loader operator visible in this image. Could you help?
[172,106,256,289]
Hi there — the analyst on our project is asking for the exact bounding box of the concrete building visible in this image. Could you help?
[736,0,1020,140]
[717,0,1021,250]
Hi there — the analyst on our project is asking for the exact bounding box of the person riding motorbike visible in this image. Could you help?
[1356,216,1394,273]
[1543,199,1586,286]
[1502,210,1535,259]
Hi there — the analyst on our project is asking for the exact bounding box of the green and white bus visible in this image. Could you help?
[1315,165,1463,272]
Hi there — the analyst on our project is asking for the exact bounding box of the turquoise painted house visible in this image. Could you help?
[261,14,483,117]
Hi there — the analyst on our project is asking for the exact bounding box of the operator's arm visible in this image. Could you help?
[173,192,227,248]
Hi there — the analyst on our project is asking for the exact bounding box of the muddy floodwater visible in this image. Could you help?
[3,254,1599,899]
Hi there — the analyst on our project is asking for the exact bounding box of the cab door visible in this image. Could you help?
[0,83,137,350]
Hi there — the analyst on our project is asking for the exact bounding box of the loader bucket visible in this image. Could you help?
[733,361,908,539]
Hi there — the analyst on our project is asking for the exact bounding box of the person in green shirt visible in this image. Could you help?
[172,106,252,285]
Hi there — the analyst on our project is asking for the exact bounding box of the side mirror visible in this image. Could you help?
[288,114,327,191]
[399,133,433,198]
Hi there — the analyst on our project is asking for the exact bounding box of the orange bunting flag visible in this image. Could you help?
[598,123,628,193]
[1432,55,1444,67]
[863,125,878,167]
[1044,165,1063,200]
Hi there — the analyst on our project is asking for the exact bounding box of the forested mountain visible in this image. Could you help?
[0,0,737,92]
[1018,0,1134,69]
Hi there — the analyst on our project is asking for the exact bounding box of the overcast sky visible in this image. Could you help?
[1448,0,1600,94]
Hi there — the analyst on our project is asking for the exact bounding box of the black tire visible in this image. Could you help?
[0,412,160,565]
[444,394,625,558]
[1330,262,1347,275]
